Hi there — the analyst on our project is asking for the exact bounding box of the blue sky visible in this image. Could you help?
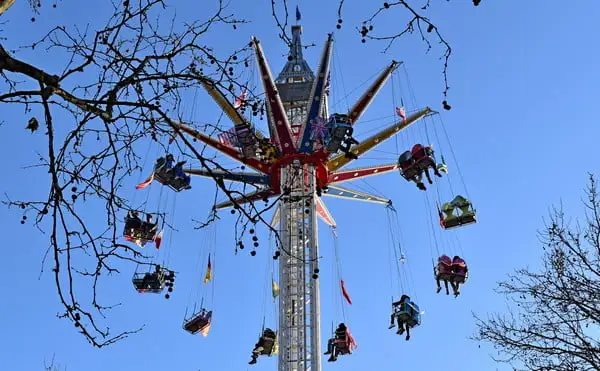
[1,1,599,370]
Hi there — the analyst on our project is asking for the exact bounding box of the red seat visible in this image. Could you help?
[411,144,436,169]
[450,257,468,283]
[332,327,357,355]
[451,257,467,273]
[334,336,351,355]
[411,144,426,160]
[436,255,453,280]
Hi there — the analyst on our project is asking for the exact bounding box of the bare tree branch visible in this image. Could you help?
[474,174,600,370]
[0,0,276,347]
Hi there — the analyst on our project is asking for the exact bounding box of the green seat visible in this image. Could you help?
[441,196,476,229]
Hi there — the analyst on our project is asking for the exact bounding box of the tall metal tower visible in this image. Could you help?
[275,25,322,371]
[175,23,432,371]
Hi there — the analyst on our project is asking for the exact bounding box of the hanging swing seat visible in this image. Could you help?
[439,196,476,229]
[450,271,468,284]
[153,157,192,192]
[258,140,278,162]
[435,266,468,283]
[411,144,437,169]
[393,301,421,328]
[235,126,262,159]
[333,335,354,355]
[123,212,158,244]
[399,145,439,181]
[132,270,166,293]
[255,329,277,356]
[450,259,468,284]
[183,309,213,334]
[328,114,352,138]
[325,114,353,154]
[398,151,421,180]
[435,263,454,282]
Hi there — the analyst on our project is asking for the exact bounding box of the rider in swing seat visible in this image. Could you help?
[249,328,277,365]
[439,201,458,228]
[398,151,426,190]
[324,323,355,362]
[410,144,443,184]
[124,211,157,244]
[389,295,420,340]
[450,256,468,296]
[452,196,475,223]
[125,210,142,231]
[155,154,191,188]
[435,254,453,295]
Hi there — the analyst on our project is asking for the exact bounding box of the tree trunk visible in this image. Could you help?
[0,0,16,16]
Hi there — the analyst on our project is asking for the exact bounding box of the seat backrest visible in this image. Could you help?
[410,302,419,313]
[155,157,166,169]
[411,144,426,159]
[441,202,455,216]
[335,327,347,339]
[452,195,470,207]
[437,262,452,274]
[452,257,466,265]
[452,258,467,273]
[439,255,452,264]
[399,301,411,314]
[262,337,275,354]
[398,151,413,164]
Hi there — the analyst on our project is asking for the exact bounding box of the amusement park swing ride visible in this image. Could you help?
[124,22,476,371]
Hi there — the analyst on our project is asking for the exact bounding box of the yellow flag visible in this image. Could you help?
[203,255,212,284]
[272,279,280,299]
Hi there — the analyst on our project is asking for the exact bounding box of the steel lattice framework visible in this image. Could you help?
[174,24,432,371]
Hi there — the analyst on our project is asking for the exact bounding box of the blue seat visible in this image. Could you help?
[395,301,421,328]
[153,156,191,192]
[325,114,354,154]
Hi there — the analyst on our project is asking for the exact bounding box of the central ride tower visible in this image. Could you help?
[275,24,323,371]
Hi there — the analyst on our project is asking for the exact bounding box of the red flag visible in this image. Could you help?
[136,172,154,190]
[154,229,164,249]
[340,280,352,305]
[233,89,247,109]
[395,106,406,121]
